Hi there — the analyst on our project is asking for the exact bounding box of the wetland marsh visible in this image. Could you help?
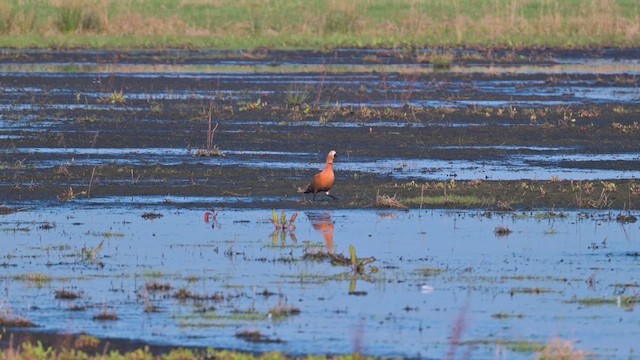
[1,48,639,358]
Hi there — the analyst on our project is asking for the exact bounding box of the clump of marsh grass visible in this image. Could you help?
[494,226,513,236]
[141,211,163,220]
[285,83,311,107]
[375,192,408,209]
[55,289,81,300]
[0,310,36,327]
[537,338,587,360]
[173,287,224,301]
[235,329,283,344]
[268,303,301,320]
[93,310,118,321]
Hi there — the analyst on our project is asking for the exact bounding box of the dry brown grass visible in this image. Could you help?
[537,338,587,360]
[375,192,408,209]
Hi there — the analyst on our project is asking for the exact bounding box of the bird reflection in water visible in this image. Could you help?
[306,211,335,254]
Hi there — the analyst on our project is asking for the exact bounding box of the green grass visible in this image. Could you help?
[0,0,639,49]
[0,338,380,359]
[403,194,491,207]
[569,296,640,306]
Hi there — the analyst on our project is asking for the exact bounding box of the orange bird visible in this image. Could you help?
[300,150,337,200]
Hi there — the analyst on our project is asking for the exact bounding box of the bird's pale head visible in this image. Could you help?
[327,150,337,163]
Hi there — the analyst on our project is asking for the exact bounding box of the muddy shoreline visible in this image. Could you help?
[1,48,640,210]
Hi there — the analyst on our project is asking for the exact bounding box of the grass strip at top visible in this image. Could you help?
[0,0,639,49]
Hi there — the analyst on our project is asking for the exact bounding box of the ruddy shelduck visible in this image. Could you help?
[300,150,337,200]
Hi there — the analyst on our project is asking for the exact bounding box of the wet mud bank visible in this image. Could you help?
[1,48,640,210]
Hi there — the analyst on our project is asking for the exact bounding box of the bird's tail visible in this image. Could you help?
[297,184,310,193]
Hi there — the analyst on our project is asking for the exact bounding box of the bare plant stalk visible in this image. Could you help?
[206,101,219,151]
[87,166,96,198]
[314,65,327,109]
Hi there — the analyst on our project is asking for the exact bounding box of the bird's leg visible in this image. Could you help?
[312,193,317,201]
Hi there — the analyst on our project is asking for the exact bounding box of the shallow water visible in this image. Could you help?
[1,206,638,358]
[3,146,639,181]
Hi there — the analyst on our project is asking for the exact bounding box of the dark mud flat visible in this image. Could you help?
[1,48,640,210]
[0,49,640,358]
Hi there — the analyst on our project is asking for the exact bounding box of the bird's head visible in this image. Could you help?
[327,150,337,164]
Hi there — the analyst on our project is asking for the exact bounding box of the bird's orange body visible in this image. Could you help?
[303,150,337,200]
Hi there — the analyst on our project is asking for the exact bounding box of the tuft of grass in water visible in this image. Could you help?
[268,304,301,320]
[55,289,81,300]
[494,225,513,236]
[510,287,551,295]
[145,281,172,292]
[537,338,587,359]
[569,296,640,306]
[491,312,524,320]
[414,267,446,278]
[15,273,52,285]
[0,312,36,327]
[93,310,118,321]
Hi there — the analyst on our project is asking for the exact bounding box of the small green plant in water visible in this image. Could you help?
[98,90,126,105]
[270,209,298,245]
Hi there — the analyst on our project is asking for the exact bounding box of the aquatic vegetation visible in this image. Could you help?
[509,287,550,295]
[0,314,35,327]
[141,212,163,220]
[173,287,224,302]
[98,90,126,105]
[491,313,524,320]
[54,289,81,300]
[145,281,173,292]
[268,303,301,320]
[414,267,446,278]
[569,296,640,306]
[494,226,513,236]
[537,338,587,360]
[93,310,118,321]
[15,273,52,286]
[235,330,283,344]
